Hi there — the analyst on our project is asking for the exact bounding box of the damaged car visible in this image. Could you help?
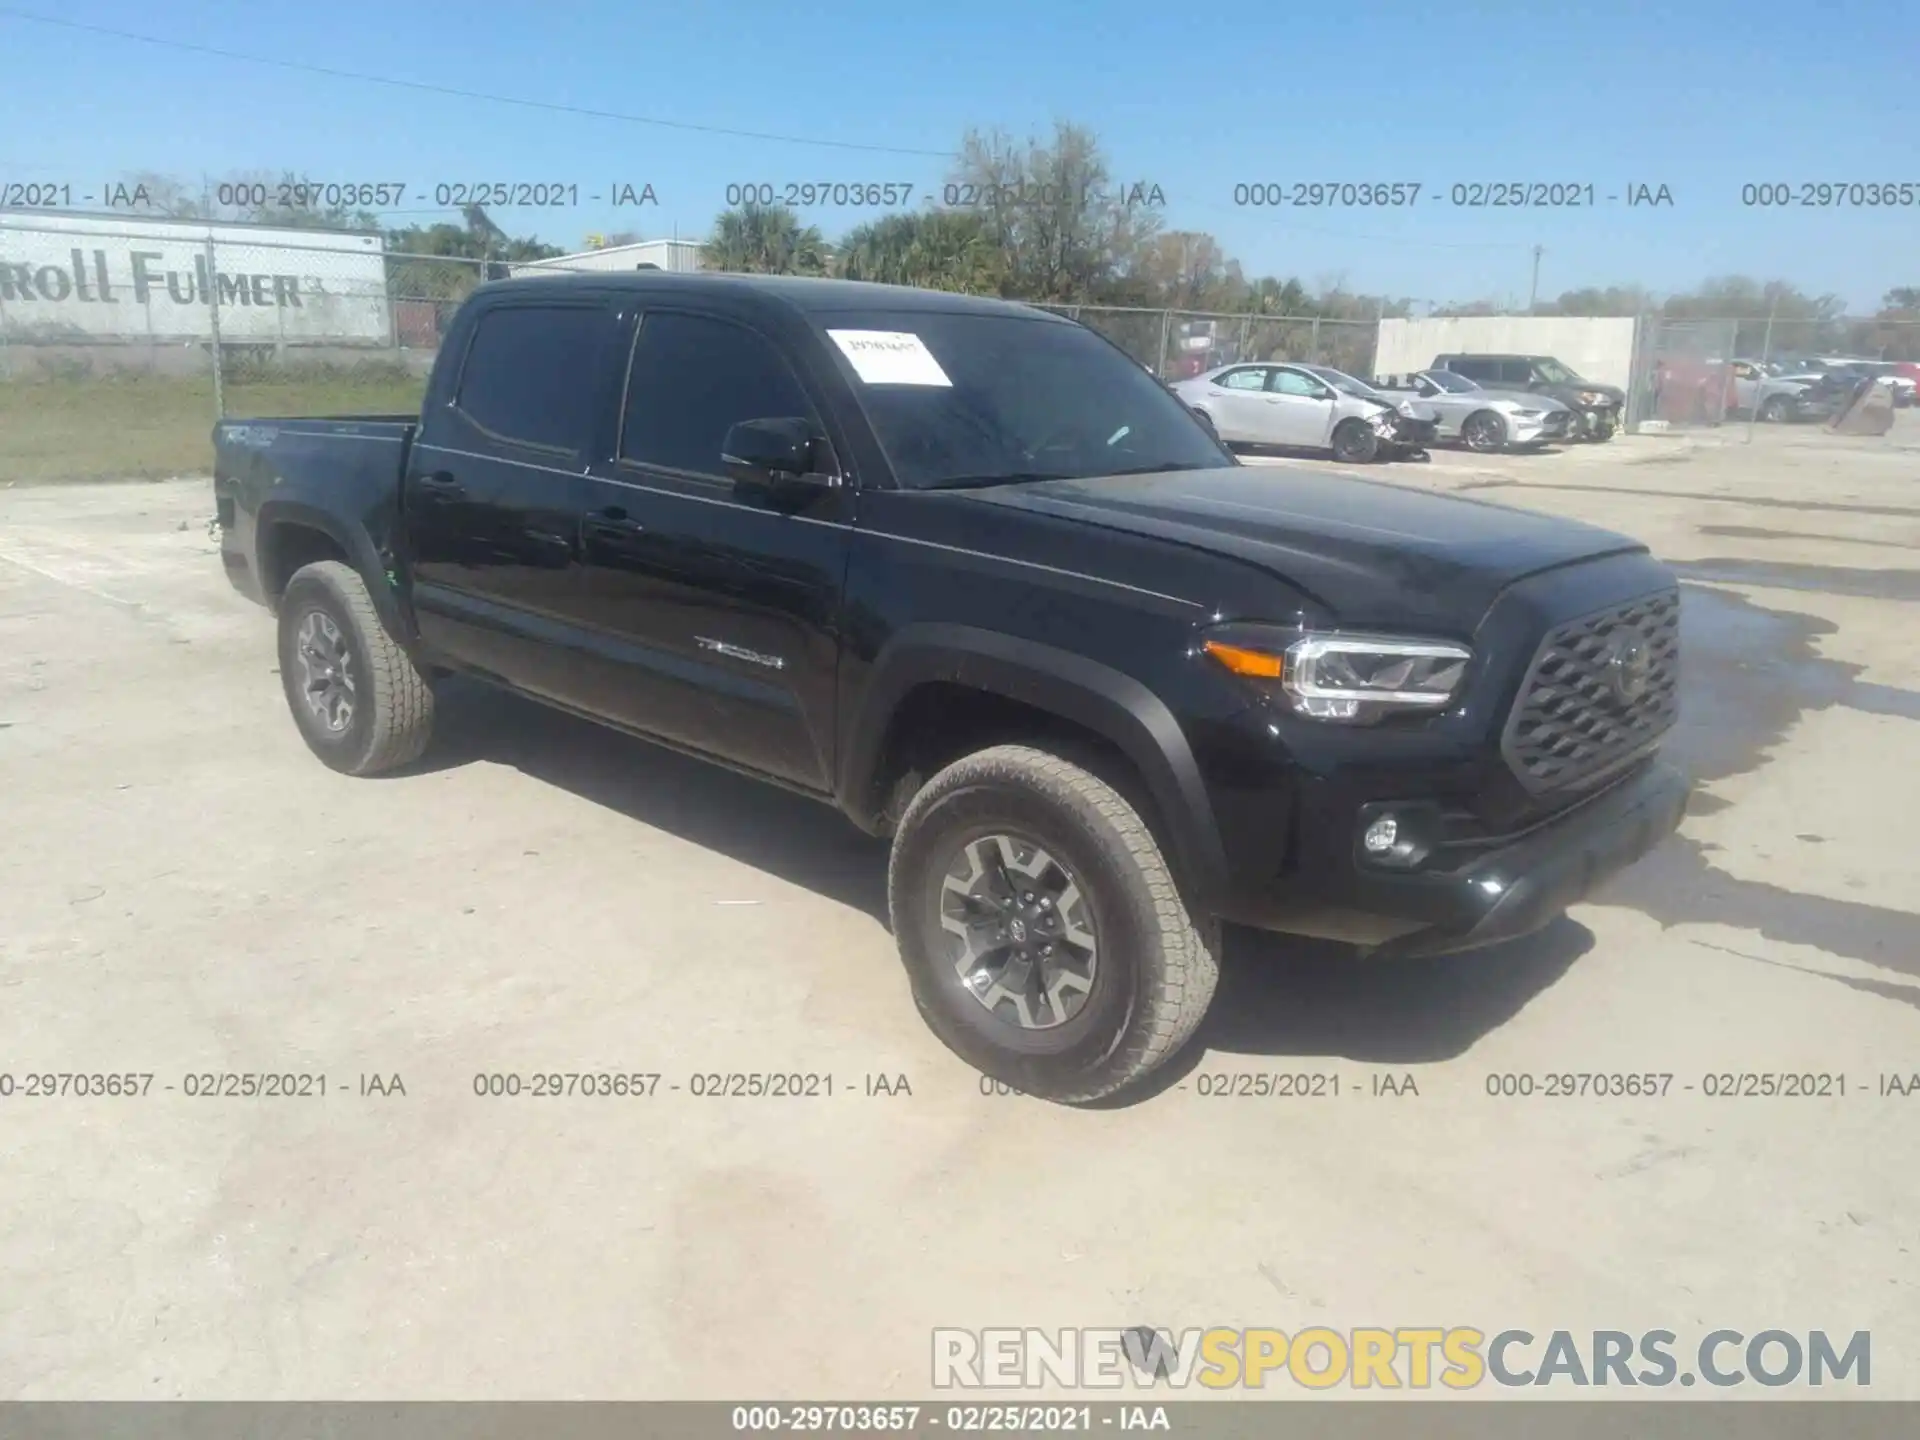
[1373,368,1576,451]
[1172,361,1436,464]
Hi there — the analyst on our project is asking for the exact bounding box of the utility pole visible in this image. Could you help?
[1528,245,1544,312]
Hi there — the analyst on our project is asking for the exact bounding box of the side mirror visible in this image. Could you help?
[722,417,837,498]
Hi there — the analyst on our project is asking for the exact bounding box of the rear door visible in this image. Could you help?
[565,308,851,791]
[403,299,620,698]
[1444,356,1500,387]
[1202,365,1273,441]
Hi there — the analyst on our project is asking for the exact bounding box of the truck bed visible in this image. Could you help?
[213,415,418,609]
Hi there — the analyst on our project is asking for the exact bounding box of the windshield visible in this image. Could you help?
[1418,369,1480,394]
[814,309,1232,488]
[1304,365,1383,400]
[1533,357,1582,384]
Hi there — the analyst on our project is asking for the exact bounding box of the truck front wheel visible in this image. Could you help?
[887,744,1220,1104]
[278,560,435,776]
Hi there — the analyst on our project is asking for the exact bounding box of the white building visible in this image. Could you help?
[0,210,392,345]
[509,238,704,278]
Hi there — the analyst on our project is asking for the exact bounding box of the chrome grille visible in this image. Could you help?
[1502,588,1681,792]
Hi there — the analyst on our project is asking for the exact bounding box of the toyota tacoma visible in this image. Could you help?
[214,274,1690,1104]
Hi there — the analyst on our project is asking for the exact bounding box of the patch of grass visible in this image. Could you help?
[0,369,427,484]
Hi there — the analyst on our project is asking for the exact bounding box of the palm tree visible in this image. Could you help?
[705,203,828,276]
[837,211,1001,294]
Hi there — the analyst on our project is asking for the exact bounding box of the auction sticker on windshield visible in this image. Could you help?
[827,330,953,386]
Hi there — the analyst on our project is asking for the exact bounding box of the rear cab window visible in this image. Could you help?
[453,303,617,455]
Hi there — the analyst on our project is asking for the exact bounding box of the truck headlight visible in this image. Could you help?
[1202,630,1472,723]
[1577,391,1603,406]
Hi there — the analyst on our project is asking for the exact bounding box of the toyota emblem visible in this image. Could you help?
[1607,635,1652,704]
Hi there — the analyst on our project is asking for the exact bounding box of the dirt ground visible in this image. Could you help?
[1,418,1917,1400]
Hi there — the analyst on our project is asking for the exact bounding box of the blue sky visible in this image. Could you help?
[1,0,1914,310]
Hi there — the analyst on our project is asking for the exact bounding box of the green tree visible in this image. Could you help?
[835,210,1001,292]
[1538,285,1654,317]
[706,203,829,275]
[382,213,562,311]
[946,121,1163,303]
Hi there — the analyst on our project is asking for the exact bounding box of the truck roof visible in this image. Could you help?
[475,270,1067,321]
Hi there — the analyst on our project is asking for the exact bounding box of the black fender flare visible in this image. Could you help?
[255,498,408,642]
[839,624,1230,908]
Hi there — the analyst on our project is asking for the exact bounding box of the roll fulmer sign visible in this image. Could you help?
[0,213,392,345]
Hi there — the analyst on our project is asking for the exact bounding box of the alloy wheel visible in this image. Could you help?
[937,832,1099,1031]
[294,609,357,734]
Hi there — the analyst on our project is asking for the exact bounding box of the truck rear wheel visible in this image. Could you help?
[278,560,435,776]
[887,744,1220,1105]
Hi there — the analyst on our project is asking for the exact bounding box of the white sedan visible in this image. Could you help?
[1170,362,1421,463]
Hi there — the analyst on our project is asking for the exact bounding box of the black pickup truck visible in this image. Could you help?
[214,274,1689,1104]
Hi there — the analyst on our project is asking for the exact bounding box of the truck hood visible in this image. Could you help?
[963,465,1646,625]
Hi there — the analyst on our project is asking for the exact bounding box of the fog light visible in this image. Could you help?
[1363,817,1399,854]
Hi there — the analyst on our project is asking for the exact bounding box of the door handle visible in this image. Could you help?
[584,505,646,541]
[417,471,464,496]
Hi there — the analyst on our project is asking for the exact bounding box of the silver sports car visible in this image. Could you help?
[1370,369,1574,451]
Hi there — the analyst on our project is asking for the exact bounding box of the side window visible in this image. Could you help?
[1218,368,1268,391]
[1506,360,1540,386]
[1269,368,1324,397]
[1444,357,1485,381]
[455,305,612,451]
[621,312,818,476]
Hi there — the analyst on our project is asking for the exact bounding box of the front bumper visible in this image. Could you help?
[1509,412,1572,445]
[1365,761,1689,957]
[1221,759,1690,958]
[1569,404,1621,437]
[1787,398,1844,423]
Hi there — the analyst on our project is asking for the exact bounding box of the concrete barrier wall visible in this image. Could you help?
[1374,316,1640,390]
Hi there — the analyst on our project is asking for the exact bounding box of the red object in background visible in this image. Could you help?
[394,300,440,349]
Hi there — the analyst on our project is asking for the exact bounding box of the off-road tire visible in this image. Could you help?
[887,744,1220,1105]
[278,560,434,776]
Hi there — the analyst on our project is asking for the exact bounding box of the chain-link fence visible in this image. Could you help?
[1627,317,1740,431]
[7,210,1917,482]
[0,215,579,482]
[1622,312,1920,433]
[1036,305,1377,381]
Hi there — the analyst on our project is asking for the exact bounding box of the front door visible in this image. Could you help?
[1265,366,1337,447]
[565,309,850,791]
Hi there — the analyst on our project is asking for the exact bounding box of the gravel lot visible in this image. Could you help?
[2,419,1917,1399]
